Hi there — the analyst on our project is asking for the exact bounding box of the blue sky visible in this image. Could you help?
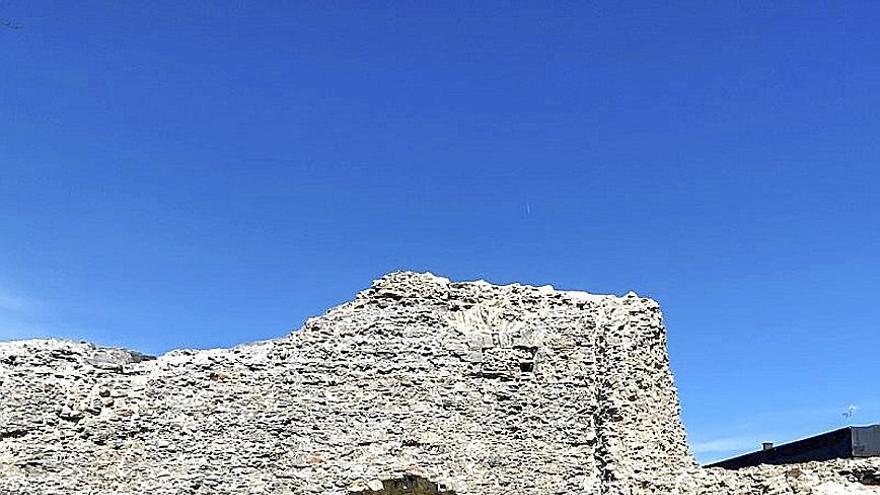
[1,1,878,463]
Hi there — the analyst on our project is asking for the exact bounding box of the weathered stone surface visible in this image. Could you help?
[0,271,876,494]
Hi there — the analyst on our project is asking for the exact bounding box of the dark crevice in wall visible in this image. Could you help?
[351,475,455,495]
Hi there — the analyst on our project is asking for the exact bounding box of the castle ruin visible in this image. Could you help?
[0,272,876,494]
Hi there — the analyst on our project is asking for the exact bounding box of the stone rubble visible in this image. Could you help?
[0,271,876,494]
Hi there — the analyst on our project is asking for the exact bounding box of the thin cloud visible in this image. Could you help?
[691,435,765,454]
[0,285,42,340]
[0,286,32,312]
[0,315,45,340]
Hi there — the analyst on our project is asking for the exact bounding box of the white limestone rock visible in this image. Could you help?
[0,271,875,494]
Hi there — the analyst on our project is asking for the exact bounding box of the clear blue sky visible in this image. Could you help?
[1,1,878,463]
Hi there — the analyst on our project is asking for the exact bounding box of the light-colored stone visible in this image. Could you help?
[0,271,875,494]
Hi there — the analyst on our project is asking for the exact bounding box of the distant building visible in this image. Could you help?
[707,425,880,469]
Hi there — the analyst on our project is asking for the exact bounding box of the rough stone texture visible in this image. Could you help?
[0,271,877,494]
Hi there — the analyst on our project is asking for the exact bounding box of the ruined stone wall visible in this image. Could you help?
[0,272,876,495]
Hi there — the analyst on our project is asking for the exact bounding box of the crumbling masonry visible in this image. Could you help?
[0,272,877,494]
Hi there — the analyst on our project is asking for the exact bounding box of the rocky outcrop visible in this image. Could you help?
[0,272,876,494]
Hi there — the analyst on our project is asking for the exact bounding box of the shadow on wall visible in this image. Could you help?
[350,475,455,495]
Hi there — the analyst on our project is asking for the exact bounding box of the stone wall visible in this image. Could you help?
[0,272,876,494]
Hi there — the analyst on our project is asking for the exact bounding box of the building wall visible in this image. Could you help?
[708,428,854,469]
[0,272,693,495]
[853,426,880,458]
